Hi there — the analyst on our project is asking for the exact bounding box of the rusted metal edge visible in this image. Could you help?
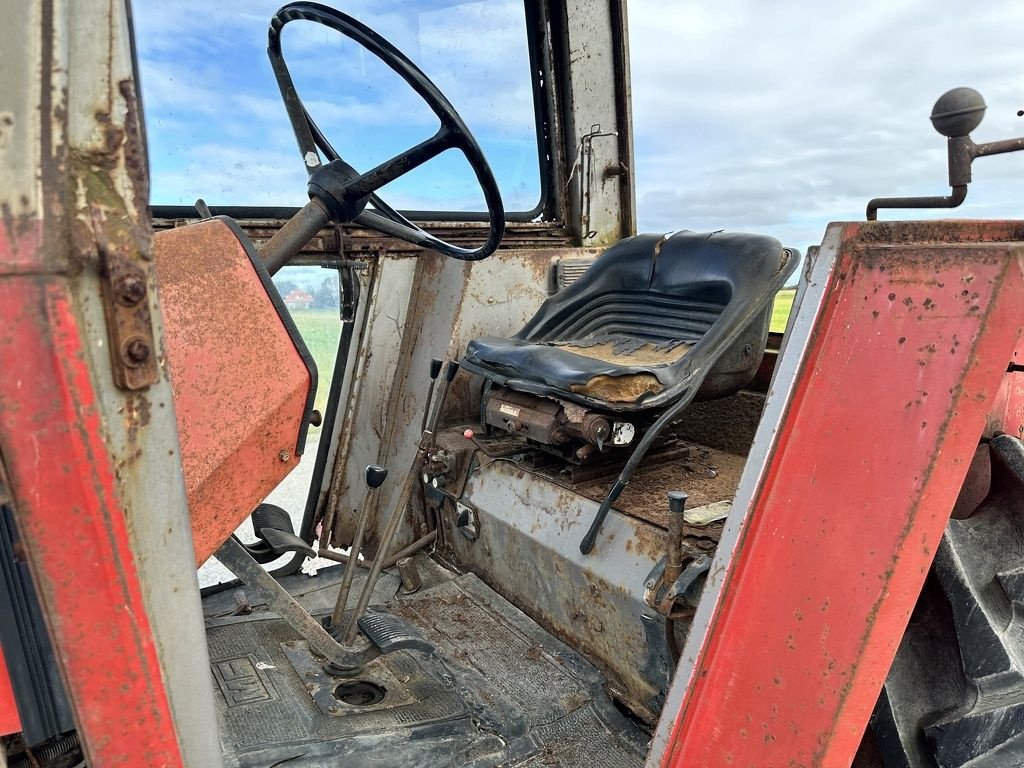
[219,216,318,455]
[650,224,1024,767]
[0,277,186,767]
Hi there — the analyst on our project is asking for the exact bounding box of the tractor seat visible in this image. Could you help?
[461,230,798,413]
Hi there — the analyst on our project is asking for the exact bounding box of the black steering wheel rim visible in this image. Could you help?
[268,1,505,261]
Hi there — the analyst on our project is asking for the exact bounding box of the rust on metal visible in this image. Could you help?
[155,219,575,263]
[324,253,445,552]
[658,220,1024,768]
[445,460,670,721]
[576,444,745,528]
[396,556,422,594]
[153,218,310,563]
[988,334,1024,439]
[98,248,159,389]
[0,278,186,767]
[0,0,225,763]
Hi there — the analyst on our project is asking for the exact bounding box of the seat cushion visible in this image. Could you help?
[465,335,681,403]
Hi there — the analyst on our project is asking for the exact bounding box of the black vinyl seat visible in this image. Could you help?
[462,230,799,413]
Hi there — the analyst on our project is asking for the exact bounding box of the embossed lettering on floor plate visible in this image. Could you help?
[212,655,276,707]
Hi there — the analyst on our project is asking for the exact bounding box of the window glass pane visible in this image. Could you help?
[135,1,541,212]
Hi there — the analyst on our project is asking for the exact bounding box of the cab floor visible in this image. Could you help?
[202,558,649,767]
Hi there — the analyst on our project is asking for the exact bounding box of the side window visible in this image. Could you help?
[134,1,543,214]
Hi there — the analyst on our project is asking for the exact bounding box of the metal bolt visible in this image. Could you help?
[123,337,151,366]
[279,450,291,462]
[115,274,147,306]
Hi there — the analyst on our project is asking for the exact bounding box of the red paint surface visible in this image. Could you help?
[661,225,1024,767]
[0,646,20,736]
[0,272,185,766]
[153,219,311,563]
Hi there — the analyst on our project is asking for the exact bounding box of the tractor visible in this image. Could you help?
[1,2,1023,767]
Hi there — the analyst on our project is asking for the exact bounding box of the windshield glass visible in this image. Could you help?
[134,1,542,213]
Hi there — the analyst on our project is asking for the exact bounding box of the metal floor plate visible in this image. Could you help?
[205,562,647,767]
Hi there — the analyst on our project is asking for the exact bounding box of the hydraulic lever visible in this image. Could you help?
[327,464,388,634]
[330,355,456,646]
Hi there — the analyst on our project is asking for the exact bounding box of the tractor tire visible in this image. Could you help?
[868,434,1024,767]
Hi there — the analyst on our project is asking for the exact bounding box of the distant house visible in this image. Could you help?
[283,288,313,310]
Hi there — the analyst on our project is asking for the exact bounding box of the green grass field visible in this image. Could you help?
[289,309,342,423]
[771,287,796,334]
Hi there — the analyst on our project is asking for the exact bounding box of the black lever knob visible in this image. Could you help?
[446,360,461,382]
[429,358,443,379]
[668,491,688,515]
[365,464,388,489]
[930,87,986,138]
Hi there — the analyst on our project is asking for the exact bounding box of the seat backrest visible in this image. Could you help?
[518,230,790,353]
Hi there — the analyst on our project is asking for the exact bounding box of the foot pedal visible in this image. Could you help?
[246,503,314,562]
[358,609,434,655]
[257,526,316,559]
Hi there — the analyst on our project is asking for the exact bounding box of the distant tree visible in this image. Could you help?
[311,275,340,309]
[274,279,298,297]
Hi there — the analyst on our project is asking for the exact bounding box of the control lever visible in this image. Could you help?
[340,438,431,645]
[328,464,388,634]
[420,358,444,433]
[330,357,456,647]
[427,360,460,450]
[867,87,1024,220]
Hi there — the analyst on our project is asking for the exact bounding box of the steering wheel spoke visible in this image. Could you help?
[268,1,504,261]
[343,126,460,203]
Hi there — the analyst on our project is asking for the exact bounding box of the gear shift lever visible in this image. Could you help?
[328,464,387,633]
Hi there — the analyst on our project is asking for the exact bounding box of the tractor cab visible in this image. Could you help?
[3,3,1024,768]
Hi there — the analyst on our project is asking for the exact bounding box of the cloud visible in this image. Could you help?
[150,143,308,206]
[134,0,1024,243]
[628,0,1024,252]
[135,0,540,210]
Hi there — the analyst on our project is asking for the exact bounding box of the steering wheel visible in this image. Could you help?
[267,2,505,261]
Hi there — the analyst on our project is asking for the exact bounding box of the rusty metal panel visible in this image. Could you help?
[0,278,187,767]
[561,0,634,245]
[443,248,599,421]
[451,459,671,719]
[649,221,1024,767]
[0,1,222,764]
[321,254,419,550]
[153,218,311,564]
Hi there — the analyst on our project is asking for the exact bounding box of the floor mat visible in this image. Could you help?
[205,563,647,767]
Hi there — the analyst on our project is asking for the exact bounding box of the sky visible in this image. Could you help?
[134,0,540,213]
[135,1,1024,259]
